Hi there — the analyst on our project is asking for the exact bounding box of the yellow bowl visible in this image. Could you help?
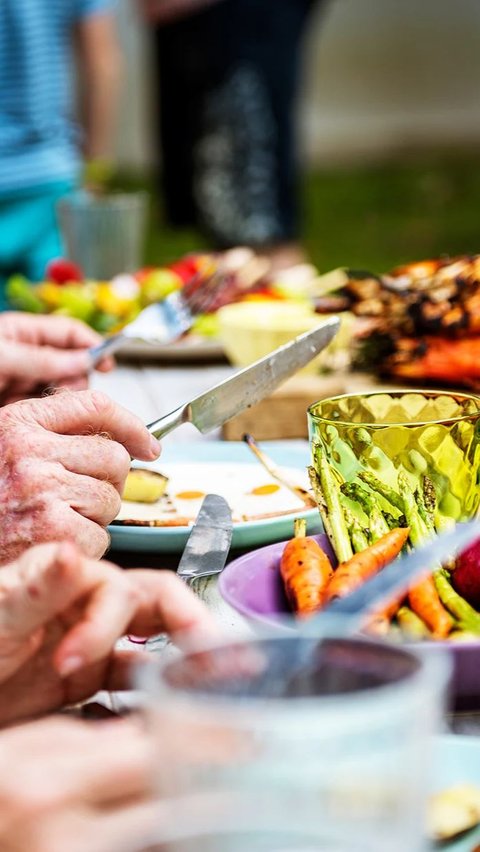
[217,300,352,375]
[308,389,480,523]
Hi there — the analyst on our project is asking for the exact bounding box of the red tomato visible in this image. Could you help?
[46,258,84,284]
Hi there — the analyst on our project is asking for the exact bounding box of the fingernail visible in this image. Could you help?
[58,655,84,677]
[149,435,161,456]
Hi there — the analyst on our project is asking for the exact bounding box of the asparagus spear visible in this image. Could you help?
[397,606,431,640]
[422,475,436,518]
[313,449,353,563]
[357,470,404,513]
[434,570,480,634]
[341,481,390,541]
[384,510,407,530]
[343,507,370,553]
[398,472,430,546]
[308,466,334,548]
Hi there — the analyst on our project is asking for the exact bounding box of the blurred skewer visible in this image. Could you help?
[242,434,316,508]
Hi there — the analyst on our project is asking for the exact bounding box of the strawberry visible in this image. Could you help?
[46,258,84,284]
[452,538,480,608]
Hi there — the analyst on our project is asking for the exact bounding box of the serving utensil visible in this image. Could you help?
[146,317,340,439]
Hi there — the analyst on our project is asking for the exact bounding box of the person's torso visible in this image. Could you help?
[0,0,83,193]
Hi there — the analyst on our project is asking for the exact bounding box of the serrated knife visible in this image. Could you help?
[147,316,340,439]
[177,494,233,583]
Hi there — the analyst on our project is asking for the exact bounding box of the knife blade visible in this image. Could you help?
[147,316,340,439]
[177,494,233,583]
[311,520,480,635]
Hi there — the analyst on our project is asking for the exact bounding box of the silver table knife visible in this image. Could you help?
[177,494,233,583]
[144,495,232,652]
[147,316,340,439]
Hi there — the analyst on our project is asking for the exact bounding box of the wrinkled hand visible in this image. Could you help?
[0,716,158,852]
[0,390,160,562]
[0,541,217,724]
[0,312,113,404]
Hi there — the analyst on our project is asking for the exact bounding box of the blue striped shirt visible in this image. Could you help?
[0,0,112,195]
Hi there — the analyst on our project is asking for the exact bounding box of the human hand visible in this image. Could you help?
[0,312,113,404]
[0,541,216,724]
[0,389,160,562]
[0,716,158,852]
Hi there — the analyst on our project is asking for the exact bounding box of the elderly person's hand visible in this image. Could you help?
[0,541,217,725]
[0,312,113,404]
[0,389,160,562]
[0,717,158,852]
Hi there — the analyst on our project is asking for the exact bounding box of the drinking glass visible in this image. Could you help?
[136,633,450,851]
[57,191,147,279]
[308,389,480,523]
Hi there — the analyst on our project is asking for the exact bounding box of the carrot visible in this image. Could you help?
[324,526,410,603]
[365,596,404,637]
[408,575,454,639]
[280,518,334,617]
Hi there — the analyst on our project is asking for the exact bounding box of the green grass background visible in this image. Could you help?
[115,150,480,274]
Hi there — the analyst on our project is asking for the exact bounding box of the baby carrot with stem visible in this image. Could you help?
[324,526,410,602]
[280,517,334,617]
[407,575,453,638]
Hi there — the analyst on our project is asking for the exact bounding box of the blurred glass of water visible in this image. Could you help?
[57,191,147,279]
[136,634,450,852]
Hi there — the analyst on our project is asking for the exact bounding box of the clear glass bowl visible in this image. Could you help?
[135,633,450,851]
[308,389,480,523]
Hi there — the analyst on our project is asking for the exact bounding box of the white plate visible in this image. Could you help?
[109,440,320,553]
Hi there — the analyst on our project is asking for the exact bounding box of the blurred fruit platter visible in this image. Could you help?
[6,248,324,362]
[7,249,480,386]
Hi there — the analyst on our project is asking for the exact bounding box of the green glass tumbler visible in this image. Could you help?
[308,389,480,523]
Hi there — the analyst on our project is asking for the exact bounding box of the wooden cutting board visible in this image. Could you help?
[221,372,392,440]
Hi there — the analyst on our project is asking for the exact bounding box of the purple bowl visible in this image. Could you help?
[218,533,480,704]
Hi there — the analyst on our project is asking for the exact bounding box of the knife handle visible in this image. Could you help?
[147,405,189,439]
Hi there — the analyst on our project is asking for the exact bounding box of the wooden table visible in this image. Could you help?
[90,362,480,731]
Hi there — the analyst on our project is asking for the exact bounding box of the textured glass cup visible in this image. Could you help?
[136,634,449,852]
[308,390,480,523]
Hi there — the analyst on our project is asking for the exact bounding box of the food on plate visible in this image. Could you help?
[277,445,480,640]
[122,468,169,503]
[280,518,333,617]
[113,462,311,527]
[427,784,480,841]
[243,434,316,508]
[6,248,316,343]
[312,254,480,386]
[217,299,353,374]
